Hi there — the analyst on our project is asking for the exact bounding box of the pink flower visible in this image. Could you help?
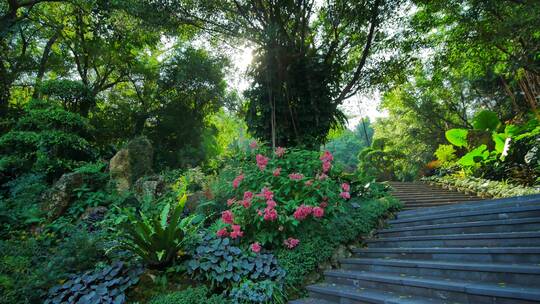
[242,200,251,208]
[221,210,234,224]
[263,207,278,221]
[340,191,351,200]
[227,198,236,207]
[284,237,300,249]
[289,173,304,180]
[304,180,313,187]
[257,209,263,216]
[256,154,269,171]
[316,173,328,180]
[243,191,254,201]
[249,141,258,149]
[216,228,229,237]
[320,151,334,162]
[273,167,281,176]
[251,242,261,253]
[230,224,244,239]
[232,174,244,189]
[275,147,286,157]
[257,187,274,200]
[322,160,331,173]
[319,201,328,208]
[266,199,277,209]
[313,206,324,218]
[293,204,313,220]
[341,183,350,192]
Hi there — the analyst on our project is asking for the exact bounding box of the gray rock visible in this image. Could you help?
[110,137,153,192]
[43,172,84,220]
[134,175,166,202]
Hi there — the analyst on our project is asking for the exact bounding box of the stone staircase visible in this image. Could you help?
[290,188,540,304]
[388,181,483,210]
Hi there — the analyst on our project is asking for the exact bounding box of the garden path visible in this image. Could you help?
[291,183,540,303]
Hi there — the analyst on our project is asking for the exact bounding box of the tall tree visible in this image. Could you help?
[148,0,401,148]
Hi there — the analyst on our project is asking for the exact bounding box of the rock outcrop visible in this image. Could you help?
[110,137,153,192]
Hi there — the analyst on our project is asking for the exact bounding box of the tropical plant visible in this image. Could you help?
[120,178,202,269]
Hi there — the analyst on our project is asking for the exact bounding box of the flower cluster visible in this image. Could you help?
[275,147,286,157]
[220,148,347,250]
[233,174,244,189]
[283,238,300,249]
[340,183,351,200]
[256,154,269,171]
[320,150,333,173]
[288,173,304,180]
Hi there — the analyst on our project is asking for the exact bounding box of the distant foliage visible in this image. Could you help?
[0,99,96,183]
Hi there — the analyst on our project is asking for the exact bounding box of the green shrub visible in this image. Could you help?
[0,229,104,304]
[149,286,229,304]
[434,144,458,167]
[0,99,96,184]
[212,146,350,249]
[276,197,400,288]
[423,175,540,198]
[230,279,286,304]
[187,233,285,290]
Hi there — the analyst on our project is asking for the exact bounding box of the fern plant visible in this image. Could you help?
[121,178,202,269]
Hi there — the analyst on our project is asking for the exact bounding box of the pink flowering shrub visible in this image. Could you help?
[215,146,349,250]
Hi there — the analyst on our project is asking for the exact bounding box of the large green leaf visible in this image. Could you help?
[458,145,489,166]
[492,133,507,153]
[445,129,468,147]
[472,110,500,131]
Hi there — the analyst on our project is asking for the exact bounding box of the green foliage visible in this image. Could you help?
[423,175,540,198]
[434,145,457,168]
[0,229,104,304]
[324,119,374,172]
[121,180,202,269]
[37,79,95,115]
[445,129,468,148]
[230,279,285,304]
[0,99,95,183]
[187,234,285,289]
[149,286,229,304]
[472,110,501,131]
[276,197,400,290]
[44,262,143,304]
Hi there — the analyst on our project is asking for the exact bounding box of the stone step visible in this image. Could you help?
[402,202,474,209]
[352,247,540,264]
[398,198,481,204]
[397,194,540,219]
[391,193,478,200]
[304,283,453,304]
[324,270,540,303]
[378,217,540,238]
[288,298,334,304]
[388,205,540,228]
[339,258,540,286]
[366,231,540,248]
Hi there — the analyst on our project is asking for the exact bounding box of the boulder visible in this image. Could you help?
[43,172,84,220]
[134,175,166,202]
[110,137,153,192]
